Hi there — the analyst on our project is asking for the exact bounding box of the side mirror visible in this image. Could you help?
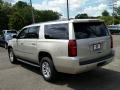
[13,35,17,38]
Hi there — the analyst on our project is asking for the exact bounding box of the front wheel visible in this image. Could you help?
[8,48,17,64]
[40,57,56,82]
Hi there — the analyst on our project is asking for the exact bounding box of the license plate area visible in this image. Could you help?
[93,43,102,51]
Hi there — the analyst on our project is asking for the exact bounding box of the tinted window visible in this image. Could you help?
[7,31,17,34]
[109,25,118,29]
[44,23,68,39]
[17,28,28,39]
[27,26,40,39]
[73,22,108,39]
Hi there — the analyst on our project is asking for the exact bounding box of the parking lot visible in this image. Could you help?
[0,35,120,90]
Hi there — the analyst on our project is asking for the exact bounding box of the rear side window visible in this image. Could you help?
[73,22,109,39]
[44,23,69,39]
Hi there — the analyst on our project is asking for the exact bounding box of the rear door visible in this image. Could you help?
[73,22,112,61]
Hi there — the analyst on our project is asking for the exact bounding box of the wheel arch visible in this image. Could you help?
[38,51,53,63]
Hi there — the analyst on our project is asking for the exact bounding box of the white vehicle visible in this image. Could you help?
[108,25,120,34]
[0,30,17,48]
[8,19,114,82]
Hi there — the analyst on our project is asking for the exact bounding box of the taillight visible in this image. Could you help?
[110,35,113,48]
[68,40,77,57]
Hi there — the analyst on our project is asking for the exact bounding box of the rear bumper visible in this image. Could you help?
[74,54,114,74]
[79,53,114,65]
[55,52,114,74]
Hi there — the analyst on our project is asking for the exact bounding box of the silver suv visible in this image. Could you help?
[8,19,114,82]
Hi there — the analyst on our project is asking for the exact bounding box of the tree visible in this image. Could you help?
[0,1,61,30]
[0,0,3,8]
[102,10,110,16]
[34,10,60,23]
[0,9,9,30]
[12,1,60,23]
[100,16,113,25]
[0,0,2,3]
[0,1,12,30]
[13,1,28,9]
[114,6,120,18]
[9,12,25,30]
[9,1,60,30]
[75,13,88,19]
[99,16,119,25]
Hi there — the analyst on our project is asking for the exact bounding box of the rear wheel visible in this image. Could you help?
[8,48,17,64]
[40,57,56,82]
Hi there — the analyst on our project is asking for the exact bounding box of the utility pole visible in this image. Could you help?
[110,0,118,25]
[67,0,69,20]
[30,0,35,23]
[112,0,115,25]
[113,2,114,25]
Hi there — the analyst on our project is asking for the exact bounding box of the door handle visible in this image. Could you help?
[32,43,36,45]
[21,43,23,45]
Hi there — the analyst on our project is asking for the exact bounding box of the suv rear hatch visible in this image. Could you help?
[73,21,112,63]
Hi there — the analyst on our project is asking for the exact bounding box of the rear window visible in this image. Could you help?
[44,23,69,39]
[73,22,109,39]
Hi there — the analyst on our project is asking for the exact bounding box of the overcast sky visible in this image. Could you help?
[4,0,120,18]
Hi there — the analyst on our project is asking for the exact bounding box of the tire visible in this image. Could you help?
[8,48,17,64]
[40,57,56,82]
